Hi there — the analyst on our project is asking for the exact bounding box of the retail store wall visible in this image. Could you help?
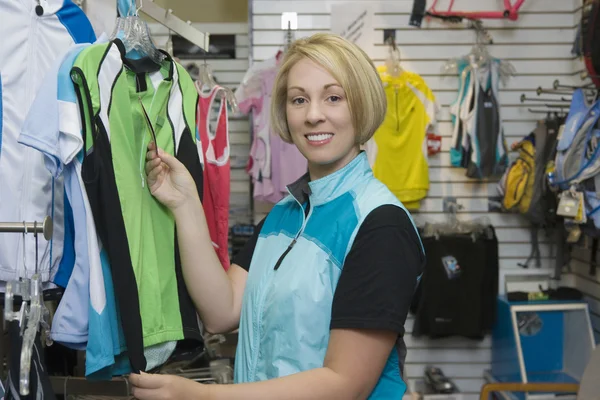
[570,244,600,345]
[149,22,255,226]
[249,0,581,397]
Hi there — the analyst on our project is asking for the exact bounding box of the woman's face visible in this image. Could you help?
[286,58,360,180]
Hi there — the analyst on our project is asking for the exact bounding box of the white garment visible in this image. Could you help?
[0,0,95,283]
[83,0,116,38]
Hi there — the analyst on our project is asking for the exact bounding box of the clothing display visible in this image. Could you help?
[0,0,95,284]
[20,35,133,380]
[198,84,232,270]
[450,59,509,179]
[367,65,438,210]
[235,55,308,203]
[17,32,228,380]
[411,226,499,339]
[71,39,204,372]
[233,152,424,397]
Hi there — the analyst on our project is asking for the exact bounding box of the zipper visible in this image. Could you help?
[273,239,296,270]
[273,204,312,270]
[272,199,311,271]
[249,197,311,379]
[138,96,158,188]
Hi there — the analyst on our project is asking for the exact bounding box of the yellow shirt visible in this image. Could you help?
[369,66,438,209]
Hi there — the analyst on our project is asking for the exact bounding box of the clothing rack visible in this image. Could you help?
[0,216,53,241]
[0,214,232,397]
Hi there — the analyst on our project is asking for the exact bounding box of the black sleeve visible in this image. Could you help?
[330,205,424,335]
[231,217,266,271]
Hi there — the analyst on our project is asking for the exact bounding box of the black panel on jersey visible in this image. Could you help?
[173,128,204,347]
[81,115,147,372]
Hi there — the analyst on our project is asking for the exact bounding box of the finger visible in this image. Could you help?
[155,148,180,170]
[148,167,162,186]
[147,141,156,151]
[146,149,159,161]
[145,158,162,175]
[128,373,165,389]
[147,163,165,179]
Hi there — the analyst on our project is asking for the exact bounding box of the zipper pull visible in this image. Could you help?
[273,239,297,271]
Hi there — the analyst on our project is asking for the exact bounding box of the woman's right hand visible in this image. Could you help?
[145,141,198,211]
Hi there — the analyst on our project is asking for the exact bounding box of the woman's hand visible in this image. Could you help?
[146,141,198,211]
[129,372,208,400]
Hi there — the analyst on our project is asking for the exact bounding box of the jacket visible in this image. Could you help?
[234,151,422,398]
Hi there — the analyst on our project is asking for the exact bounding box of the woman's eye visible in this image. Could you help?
[328,95,341,102]
[292,98,306,105]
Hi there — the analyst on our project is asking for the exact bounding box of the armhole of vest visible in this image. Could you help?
[71,67,94,157]
[175,64,197,144]
[450,67,467,113]
[461,70,476,122]
[204,86,231,167]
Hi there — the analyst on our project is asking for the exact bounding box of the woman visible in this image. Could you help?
[130,33,424,399]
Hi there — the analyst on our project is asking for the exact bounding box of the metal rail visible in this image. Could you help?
[0,216,53,240]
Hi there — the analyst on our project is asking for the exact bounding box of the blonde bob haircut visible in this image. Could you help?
[270,33,386,145]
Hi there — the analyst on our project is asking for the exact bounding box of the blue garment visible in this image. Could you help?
[554,89,600,229]
[234,152,421,398]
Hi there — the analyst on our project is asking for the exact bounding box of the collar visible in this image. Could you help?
[287,152,372,207]
[113,38,174,78]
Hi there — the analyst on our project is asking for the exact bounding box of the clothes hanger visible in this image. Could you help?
[421,200,492,240]
[384,36,404,77]
[4,224,31,327]
[195,60,239,114]
[110,0,165,64]
[18,223,47,396]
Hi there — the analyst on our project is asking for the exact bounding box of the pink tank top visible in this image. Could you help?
[197,84,231,270]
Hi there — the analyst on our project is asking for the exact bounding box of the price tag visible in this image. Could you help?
[556,191,580,218]
[426,132,442,156]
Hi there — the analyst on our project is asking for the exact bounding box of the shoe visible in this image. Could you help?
[424,366,458,394]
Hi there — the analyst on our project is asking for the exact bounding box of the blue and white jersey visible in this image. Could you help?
[0,0,95,283]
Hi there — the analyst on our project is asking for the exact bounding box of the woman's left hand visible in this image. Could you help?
[129,372,208,400]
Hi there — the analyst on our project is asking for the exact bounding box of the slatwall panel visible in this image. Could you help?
[248,0,580,397]
[148,22,254,225]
